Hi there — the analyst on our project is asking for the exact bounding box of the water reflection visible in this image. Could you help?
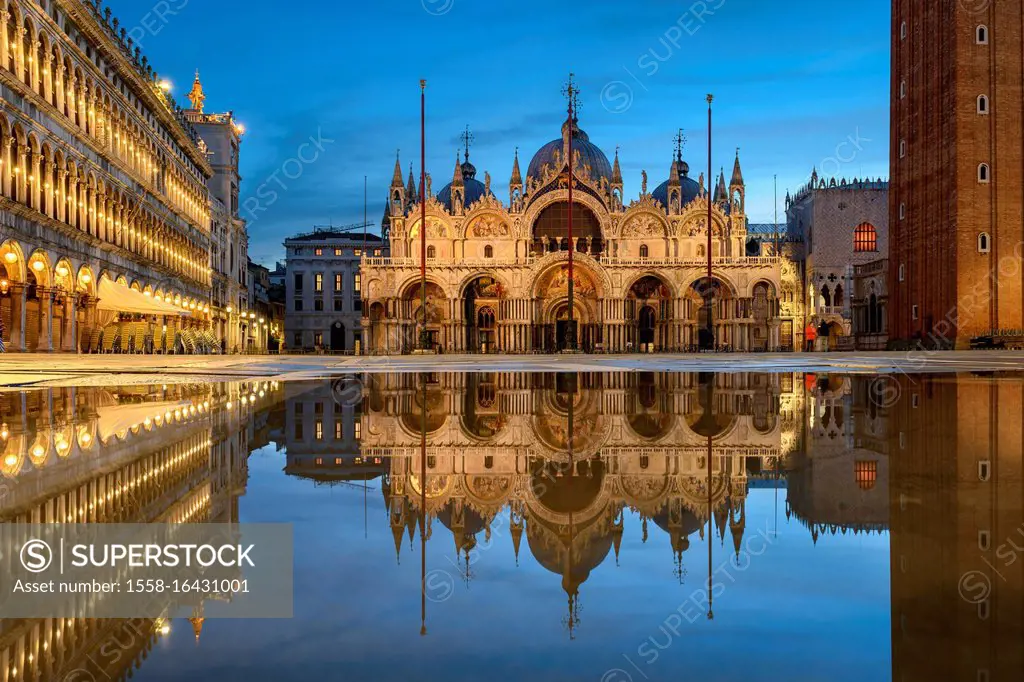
[0,382,280,681]
[0,372,1021,680]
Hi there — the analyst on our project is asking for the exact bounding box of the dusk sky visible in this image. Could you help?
[133,0,891,266]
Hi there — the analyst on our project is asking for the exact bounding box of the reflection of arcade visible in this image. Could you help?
[0,383,280,681]
[374,371,783,633]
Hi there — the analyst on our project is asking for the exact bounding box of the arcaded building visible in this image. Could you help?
[0,0,245,353]
[361,114,804,354]
[890,1,1024,347]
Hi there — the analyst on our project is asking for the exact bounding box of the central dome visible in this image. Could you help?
[527,119,613,184]
[437,158,493,211]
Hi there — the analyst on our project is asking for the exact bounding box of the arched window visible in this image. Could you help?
[639,244,649,259]
[978,232,991,254]
[979,163,990,183]
[821,285,832,307]
[900,80,906,99]
[899,203,906,220]
[899,140,906,158]
[900,21,907,39]
[978,95,989,114]
[977,25,988,45]
[426,245,436,259]
[898,264,906,282]
[483,245,493,259]
[854,223,878,252]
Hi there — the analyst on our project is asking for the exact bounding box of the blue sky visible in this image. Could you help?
[132,0,891,265]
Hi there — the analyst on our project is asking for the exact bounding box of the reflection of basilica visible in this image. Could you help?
[0,382,278,681]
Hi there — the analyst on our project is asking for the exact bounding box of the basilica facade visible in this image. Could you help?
[361,116,804,353]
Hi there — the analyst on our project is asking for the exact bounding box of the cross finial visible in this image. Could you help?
[561,72,581,118]
[460,125,474,162]
[674,129,687,161]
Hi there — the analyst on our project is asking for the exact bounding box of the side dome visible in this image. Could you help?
[437,158,494,211]
[527,119,613,184]
[653,159,701,208]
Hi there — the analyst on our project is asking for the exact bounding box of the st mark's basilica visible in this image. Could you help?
[361,109,805,354]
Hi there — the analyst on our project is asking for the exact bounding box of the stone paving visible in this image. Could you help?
[2,351,1024,387]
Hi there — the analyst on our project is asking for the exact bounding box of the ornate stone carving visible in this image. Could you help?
[621,213,664,238]
[469,215,510,238]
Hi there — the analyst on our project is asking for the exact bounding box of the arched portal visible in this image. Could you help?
[750,281,777,351]
[533,263,602,352]
[684,277,736,350]
[402,281,447,352]
[463,276,504,352]
[627,275,672,351]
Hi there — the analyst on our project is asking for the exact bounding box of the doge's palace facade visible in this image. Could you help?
[362,114,804,354]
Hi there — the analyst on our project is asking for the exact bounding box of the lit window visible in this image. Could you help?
[334,248,342,256]
[335,273,343,292]
[315,420,323,441]
[977,25,988,45]
[978,95,989,114]
[315,457,323,466]
[354,249,362,257]
[314,332,323,347]
[315,273,323,293]
[354,422,361,440]
[854,460,878,490]
[978,163,990,183]
[979,232,991,254]
[335,458,343,465]
[315,248,323,256]
[354,274,361,294]
[854,223,878,252]
[335,420,342,439]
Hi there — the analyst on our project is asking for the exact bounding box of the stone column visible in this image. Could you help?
[62,295,77,352]
[37,292,53,352]
[8,285,25,351]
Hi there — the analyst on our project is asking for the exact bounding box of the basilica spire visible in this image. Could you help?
[510,147,523,186]
[731,148,745,186]
[188,69,205,113]
[715,167,728,204]
[391,152,404,189]
[612,147,623,185]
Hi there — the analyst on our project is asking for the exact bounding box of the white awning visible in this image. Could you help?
[96,277,186,316]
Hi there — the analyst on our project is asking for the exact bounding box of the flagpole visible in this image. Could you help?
[566,74,576,352]
[419,80,429,352]
[705,94,714,351]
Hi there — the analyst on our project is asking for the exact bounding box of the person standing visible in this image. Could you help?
[804,323,817,353]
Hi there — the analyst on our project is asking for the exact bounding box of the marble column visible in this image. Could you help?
[8,285,25,351]
[37,292,53,351]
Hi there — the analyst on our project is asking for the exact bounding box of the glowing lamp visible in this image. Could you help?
[3,252,16,264]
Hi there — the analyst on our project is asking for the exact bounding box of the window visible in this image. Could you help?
[978,95,989,114]
[374,249,382,256]
[854,223,878,252]
[639,244,649,259]
[354,274,361,294]
[294,402,304,415]
[484,245,494,259]
[900,80,906,99]
[977,25,988,44]
[334,299,344,312]
[315,457,323,466]
[899,140,906,158]
[314,299,324,312]
[294,422,304,440]
[293,332,302,347]
[315,248,323,256]
[978,163,990,183]
[314,273,324,293]
[484,456,494,469]
[979,232,991,254]
[294,273,304,292]
[979,460,991,481]
[979,531,991,551]
[640,455,649,470]
[315,420,323,441]
[898,264,906,282]
[854,461,878,491]
[314,332,323,347]
[899,203,906,220]
[354,422,361,440]
[335,458,343,465]
[354,249,362,257]
[900,21,906,39]
[293,299,304,312]
[912,305,919,320]
[335,420,342,439]
[334,248,342,256]
[427,246,436,259]
[427,456,436,469]
[334,273,343,292]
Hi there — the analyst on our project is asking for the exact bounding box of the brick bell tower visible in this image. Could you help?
[889,1,1024,348]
